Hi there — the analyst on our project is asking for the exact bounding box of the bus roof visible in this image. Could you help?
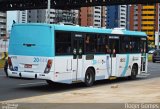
[53,24,147,37]
[13,23,147,37]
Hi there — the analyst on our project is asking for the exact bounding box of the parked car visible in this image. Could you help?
[148,49,155,54]
[152,50,160,63]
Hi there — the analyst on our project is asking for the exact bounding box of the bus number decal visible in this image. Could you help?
[33,57,39,62]
[33,57,48,63]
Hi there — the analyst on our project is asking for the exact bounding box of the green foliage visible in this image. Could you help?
[148,54,152,62]
[0,59,5,68]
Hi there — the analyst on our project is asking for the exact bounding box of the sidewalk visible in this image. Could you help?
[2,77,160,103]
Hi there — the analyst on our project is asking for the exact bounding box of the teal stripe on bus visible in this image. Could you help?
[121,54,130,77]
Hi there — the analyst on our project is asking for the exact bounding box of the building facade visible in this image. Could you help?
[106,5,128,29]
[79,6,106,28]
[130,4,160,47]
[0,11,7,37]
[17,9,79,24]
[17,10,28,23]
[54,10,79,24]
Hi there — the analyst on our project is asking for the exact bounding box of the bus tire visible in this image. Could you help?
[84,68,95,87]
[46,80,55,86]
[129,65,138,80]
[4,60,8,77]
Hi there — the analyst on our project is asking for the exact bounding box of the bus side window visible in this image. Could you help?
[105,45,111,54]
[140,39,146,53]
[85,34,95,53]
[105,36,110,54]
[120,36,130,53]
[85,35,90,52]
[96,34,106,53]
[110,40,119,56]
[55,31,72,55]
[112,44,116,57]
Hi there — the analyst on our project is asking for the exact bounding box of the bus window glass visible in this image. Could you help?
[85,34,96,53]
[96,34,106,53]
[131,37,140,53]
[121,36,130,53]
[55,31,72,55]
[104,35,110,54]
[121,36,142,53]
[109,36,119,55]
[140,38,147,53]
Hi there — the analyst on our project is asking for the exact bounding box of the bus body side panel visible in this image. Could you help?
[53,55,102,84]
[116,54,141,77]
[82,55,111,81]
[128,54,141,76]
[53,54,111,84]
[53,56,74,84]
[111,57,117,77]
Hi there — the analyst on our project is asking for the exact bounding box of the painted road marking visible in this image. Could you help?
[19,82,46,86]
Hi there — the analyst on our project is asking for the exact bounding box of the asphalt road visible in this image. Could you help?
[0,62,159,101]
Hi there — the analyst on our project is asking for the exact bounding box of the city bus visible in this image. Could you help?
[7,23,148,86]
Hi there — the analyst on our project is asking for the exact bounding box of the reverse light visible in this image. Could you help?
[8,57,13,70]
[44,59,53,73]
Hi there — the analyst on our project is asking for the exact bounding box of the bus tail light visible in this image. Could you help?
[8,57,13,70]
[44,59,52,73]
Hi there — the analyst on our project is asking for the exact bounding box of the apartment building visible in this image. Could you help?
[17,10,28,23]
[79,6,106,28]
[17,9,79,24]
[0,11,7,37]
[106,5,128,29]
[130,4,159,47]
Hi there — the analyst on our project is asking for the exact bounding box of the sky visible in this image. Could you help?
[7,11,18,30]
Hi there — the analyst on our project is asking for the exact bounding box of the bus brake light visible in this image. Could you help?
[44,59,52,73]
[47,60,52,68]
[8,57,13,70]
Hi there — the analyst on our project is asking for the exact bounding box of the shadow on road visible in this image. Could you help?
[0,75,157,101]
[15,77,147,93]
[1,62,160,101]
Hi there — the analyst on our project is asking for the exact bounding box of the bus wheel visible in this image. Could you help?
[46,80,54,86]
[130,65,138,80]
[84,68,95,87]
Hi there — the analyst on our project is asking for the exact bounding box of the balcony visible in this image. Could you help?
[0,25,6,29]
[0,19,6,23]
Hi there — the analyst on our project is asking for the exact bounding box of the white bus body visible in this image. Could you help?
[8,24,148,86]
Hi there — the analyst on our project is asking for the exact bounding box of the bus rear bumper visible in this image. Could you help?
[8,70,52,80]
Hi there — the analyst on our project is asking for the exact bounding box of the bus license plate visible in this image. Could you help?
[24,64,32,68]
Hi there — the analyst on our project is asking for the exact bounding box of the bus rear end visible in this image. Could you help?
[8,24,54,80]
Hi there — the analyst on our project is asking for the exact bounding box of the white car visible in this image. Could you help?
[148,49,155,54]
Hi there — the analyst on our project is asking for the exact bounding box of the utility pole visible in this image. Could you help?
[157,4,159,50]
[155,4,160,50]
[46,0,51,24]
[155,31,159,49]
